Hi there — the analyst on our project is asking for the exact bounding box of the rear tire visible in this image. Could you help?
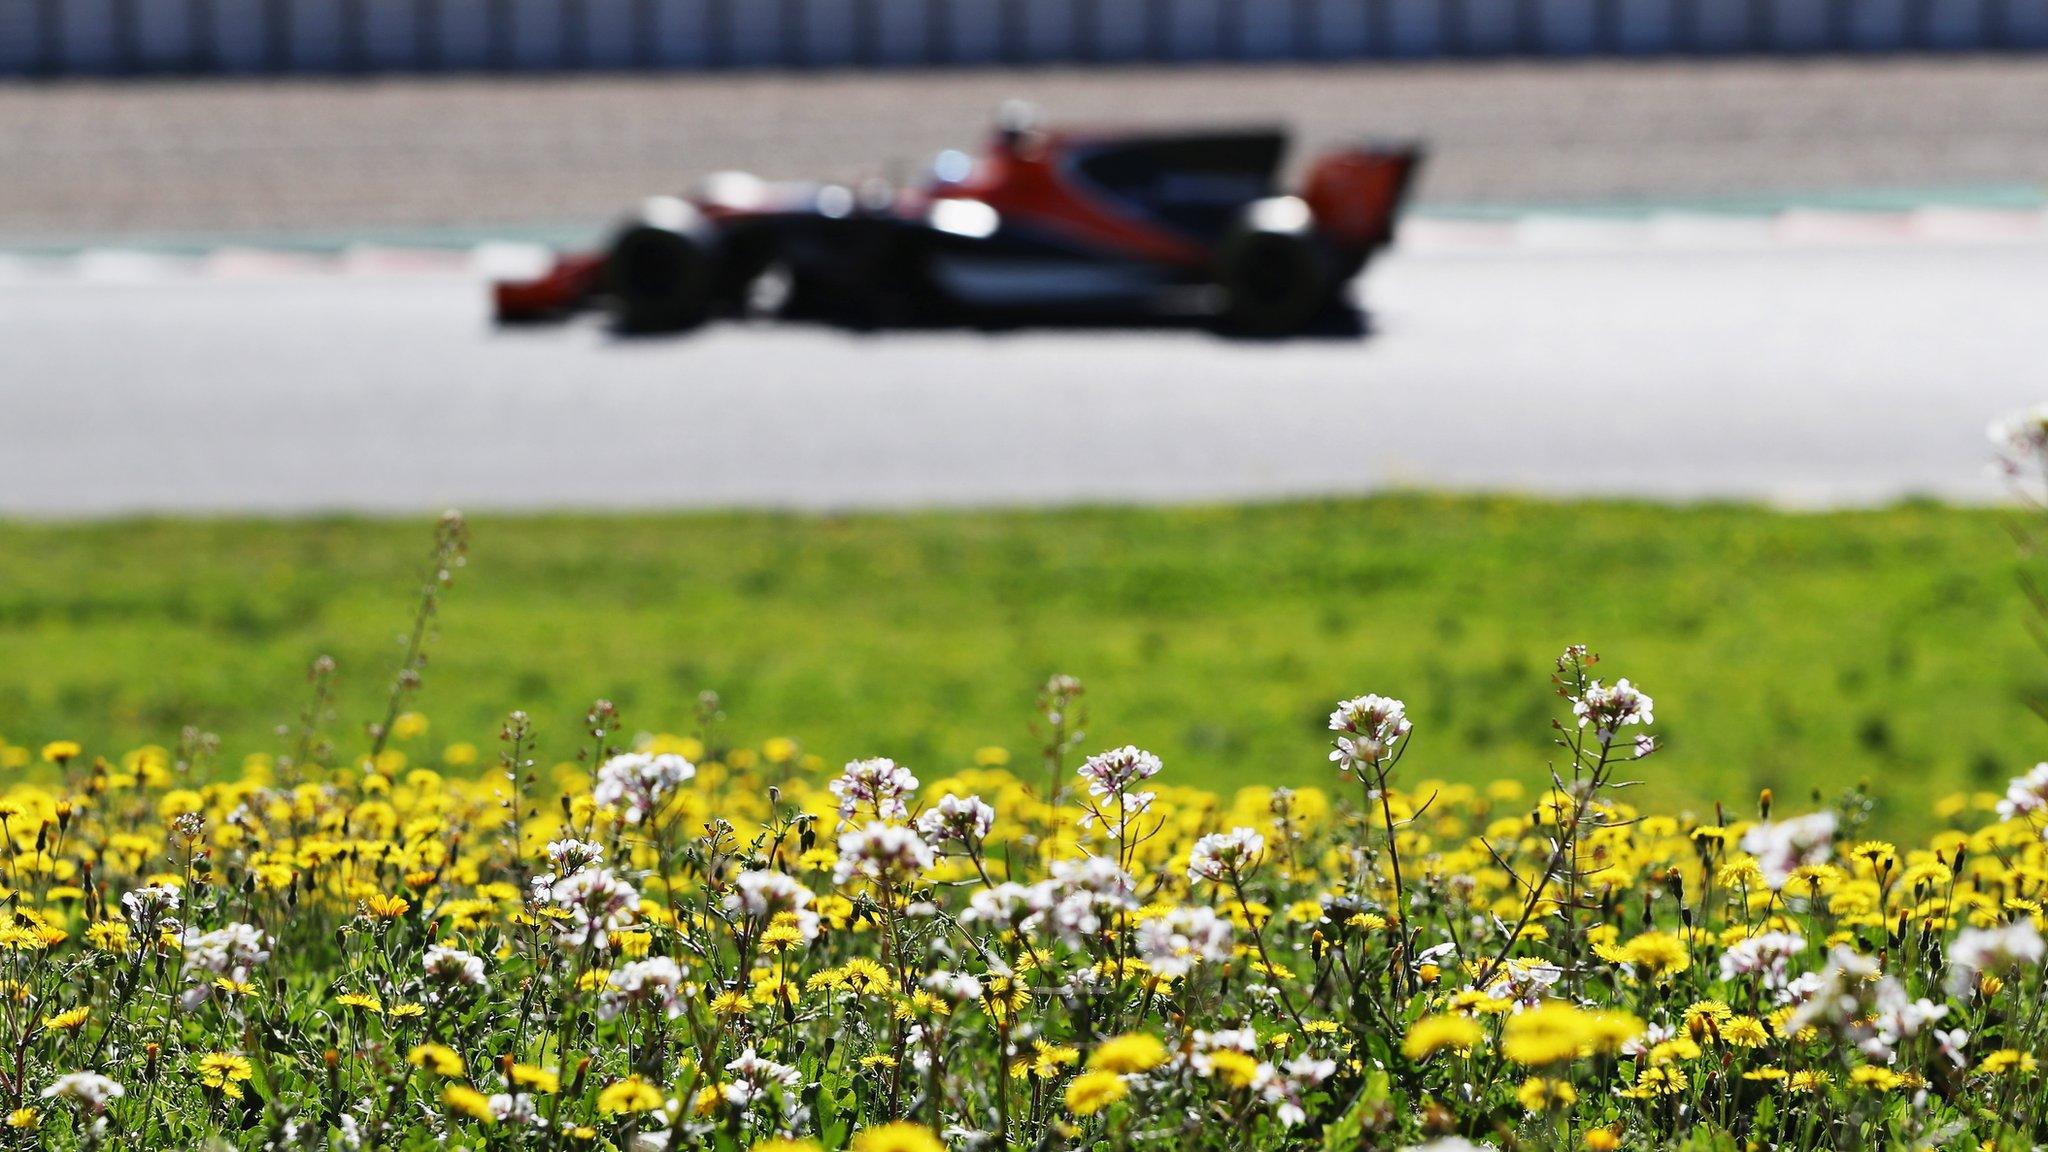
[1216,229,1335,336]
[606,224,715,333]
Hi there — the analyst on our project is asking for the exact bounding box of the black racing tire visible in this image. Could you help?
[1216,228,1337,336]
[605,224,715,333]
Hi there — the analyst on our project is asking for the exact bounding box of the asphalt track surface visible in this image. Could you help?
[6,233,2046,515]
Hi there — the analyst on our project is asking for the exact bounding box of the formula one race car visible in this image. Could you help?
[494,107,1421,335]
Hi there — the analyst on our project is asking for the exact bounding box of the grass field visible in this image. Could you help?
[0,495,2038,827]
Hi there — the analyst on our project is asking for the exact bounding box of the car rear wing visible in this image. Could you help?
[1300,144,1425,255]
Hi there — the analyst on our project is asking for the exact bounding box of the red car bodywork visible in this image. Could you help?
[494,122,1420,330]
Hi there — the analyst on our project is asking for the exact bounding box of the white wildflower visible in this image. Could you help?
[1328,694,1411,775]
[1136,905,1234,979]
[547,866,641,949]
[1188,826,1266,882]
[1946,921,2045,997]
[1572,678,1654,739]
[599,956,686,1021]
[832,823,934,886]
[422,944,488,997]
[917,794,997,846]
[829,758,919,822]
[42,1072,124,1111]
[1739,811,1837,890]
[1718,930,1806,991]
[1996,763,2048,822]
[1075,746,1162,800]
[592,752,695,824]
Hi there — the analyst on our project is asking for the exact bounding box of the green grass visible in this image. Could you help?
[0,495,2038,826]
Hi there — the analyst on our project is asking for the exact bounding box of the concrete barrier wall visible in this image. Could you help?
[5,0,2047,76]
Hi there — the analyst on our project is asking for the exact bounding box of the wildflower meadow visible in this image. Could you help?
[10,414,2048,1151]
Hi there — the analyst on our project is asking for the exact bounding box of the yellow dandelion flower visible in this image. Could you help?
[1850,1066,1905,1092]
[761,921,806,952]
[1502,1002,1595,1066]
[197,1052,255,1100]
[511,1063,560,1094]
[1089,1033,1168,1074]
[1615,930,1690,980]
[1012,1040,1079,1080]
[1516,1077,1577,1113]
[1065,1069,1129,1115]
[1721,1016,1769,1048]
[1204,1049,1261,1089]
[1621,1066,1687,1099]
[407,1044,464,1077]
[596,1076,665,1114]
[1977,1050,2037,1076]
[40,1006,90,1032]
[443,1084,495,1123]
[850,1122,946,1152]
[1789,1070,1833,1093]
[1402,1014,1483,1061]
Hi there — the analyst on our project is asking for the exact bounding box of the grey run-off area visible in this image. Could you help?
[6,57,2048,239]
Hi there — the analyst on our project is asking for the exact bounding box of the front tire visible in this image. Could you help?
[606,216,715,333]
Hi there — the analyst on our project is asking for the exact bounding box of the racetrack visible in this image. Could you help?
[7,228,2045,515]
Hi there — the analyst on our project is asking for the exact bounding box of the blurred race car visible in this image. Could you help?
[494,108,1421,335]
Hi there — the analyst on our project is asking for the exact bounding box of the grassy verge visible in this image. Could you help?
[0,494,2035,826]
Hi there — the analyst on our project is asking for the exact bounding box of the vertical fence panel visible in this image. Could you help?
[1615,0,1674,49]
[193,0,261,70]
[503,0,563,68]
[1924,0,1988,43]
[794,0,852,67]
[1233,0,1288,57]
[1438,0,1467,51]
[56,0,116,73]
[1537,0,1598,52]
[1168,0,1226,60]
[642,0,706,67]
[1019,0,1076,62]
[1845,0,1909,48]
[1304,0,1369,56]
[284,0,338,68]
[1088,0,1148,59]
[1460,0,1519,52]
[575,0,635,66]
[1071,0,1099,59]
[0,1,42,73]
[1677,0,1745,48]
[426,0,485,66]
[12,0,2048,75]
[1769,0,1831,49]
[1384,0,1446,55]
[132,0,194,71]
[722,0,779,66]
[189,0,220,68]
[2007,0,2048,47]
[362,0,416,69]
[876,0,937,62]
